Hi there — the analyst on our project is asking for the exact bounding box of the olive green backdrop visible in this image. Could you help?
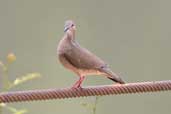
[0,0,171,114]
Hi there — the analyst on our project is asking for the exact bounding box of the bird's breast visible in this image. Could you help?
[57,38,71,54]
[78,69,103,76]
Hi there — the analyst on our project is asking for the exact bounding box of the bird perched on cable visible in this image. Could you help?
[57,20,125,88]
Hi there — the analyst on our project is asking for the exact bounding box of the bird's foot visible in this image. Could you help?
[71,76,85,89]
[71,81,82,89]
[71,85,82,89]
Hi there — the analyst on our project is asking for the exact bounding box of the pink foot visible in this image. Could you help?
[71,76,85,89]
[72,84,82,89]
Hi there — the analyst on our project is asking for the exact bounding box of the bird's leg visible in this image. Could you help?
[72,76,85,89]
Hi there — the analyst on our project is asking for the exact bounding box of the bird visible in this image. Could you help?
[57,20,125,88]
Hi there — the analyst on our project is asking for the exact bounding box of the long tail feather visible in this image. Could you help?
[99,67,125,84]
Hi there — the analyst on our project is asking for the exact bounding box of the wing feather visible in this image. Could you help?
[64,42,106,70]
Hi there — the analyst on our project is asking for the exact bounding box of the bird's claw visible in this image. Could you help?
[71,86,83,90]
[71,76,85,89]
[71,83,82,89]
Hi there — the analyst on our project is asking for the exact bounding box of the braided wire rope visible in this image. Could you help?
[0,80,171,103]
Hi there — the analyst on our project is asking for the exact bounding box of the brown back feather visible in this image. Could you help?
[63,41,106,70]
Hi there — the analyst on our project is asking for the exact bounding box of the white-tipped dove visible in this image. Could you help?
[57,20,125,88]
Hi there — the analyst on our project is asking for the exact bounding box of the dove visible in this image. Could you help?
[57,20,125,88]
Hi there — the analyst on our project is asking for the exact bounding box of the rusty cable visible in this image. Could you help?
[0,80,171,103]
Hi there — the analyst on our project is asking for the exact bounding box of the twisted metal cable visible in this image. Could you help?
[0,80,171,103]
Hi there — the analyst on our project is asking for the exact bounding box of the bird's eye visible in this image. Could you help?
[100,66,104,69]
[71,24,74,27]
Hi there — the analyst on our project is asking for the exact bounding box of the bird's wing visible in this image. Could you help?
[58,53,78,72]
[63,42,106,70]
[98,66,125,84]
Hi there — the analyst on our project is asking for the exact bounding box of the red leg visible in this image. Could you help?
[72,76,85,89]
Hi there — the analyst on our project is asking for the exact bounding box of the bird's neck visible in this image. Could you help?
[65,29,75,41]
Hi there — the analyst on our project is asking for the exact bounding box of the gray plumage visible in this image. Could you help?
[57,20,125,87]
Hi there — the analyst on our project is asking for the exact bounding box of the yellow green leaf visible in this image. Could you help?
[13,73,41,86]
[5,105,28,114]
[14,109,28,114]
[0,103,6,107]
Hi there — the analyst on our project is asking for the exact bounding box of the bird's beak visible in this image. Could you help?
[64,26,69,32]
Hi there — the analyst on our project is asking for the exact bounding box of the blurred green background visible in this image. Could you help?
[0,0,171,114]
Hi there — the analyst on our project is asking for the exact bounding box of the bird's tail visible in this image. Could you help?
[108,77,125,84]
[100,67,125,84]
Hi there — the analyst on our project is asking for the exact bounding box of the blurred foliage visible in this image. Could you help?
[0,103,27,114]
[81,97,100,114]
[7,53,16,64]
[0,53,41,114]
[11,72,41,89]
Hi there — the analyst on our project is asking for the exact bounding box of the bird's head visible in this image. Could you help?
[64,20,76,32]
